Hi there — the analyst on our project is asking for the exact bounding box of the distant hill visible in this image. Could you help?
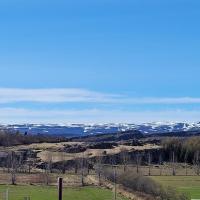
[1,122,200,137]
[71,130,144,142]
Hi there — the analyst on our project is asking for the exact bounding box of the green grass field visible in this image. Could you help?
[151,176,200,199]
[0,185,127,200]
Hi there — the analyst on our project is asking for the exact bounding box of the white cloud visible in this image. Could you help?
[0,88,200,104]
[0,107,199,124]
[0,88,117,103]
[125,97,200,104]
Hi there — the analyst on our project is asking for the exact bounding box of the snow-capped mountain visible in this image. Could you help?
[1,122,200,137]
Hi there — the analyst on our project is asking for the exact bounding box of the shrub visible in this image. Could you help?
[102,168,189,200]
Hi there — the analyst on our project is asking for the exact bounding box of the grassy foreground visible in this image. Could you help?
[0,185,127,200]
[151,176,200,199]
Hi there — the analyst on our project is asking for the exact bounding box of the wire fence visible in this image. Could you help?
[0,185,125,200]
[0,190,31,200]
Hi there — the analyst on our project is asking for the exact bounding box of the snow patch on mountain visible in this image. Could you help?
[1,122,200,136]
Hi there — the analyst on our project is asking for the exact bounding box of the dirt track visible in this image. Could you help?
[86,175,154,200]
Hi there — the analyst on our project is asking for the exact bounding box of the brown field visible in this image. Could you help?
[0,142,160,162]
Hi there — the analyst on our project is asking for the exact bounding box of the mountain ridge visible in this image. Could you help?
[1,122,200,136]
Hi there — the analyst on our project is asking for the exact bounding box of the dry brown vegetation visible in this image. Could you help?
[0,129,199,199]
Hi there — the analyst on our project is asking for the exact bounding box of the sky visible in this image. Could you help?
[0,0,200,124]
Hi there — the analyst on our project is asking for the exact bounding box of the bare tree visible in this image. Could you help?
[44,152,53,185]
[10,151,17,185]
[172,151,176,176]
[74,153,86,186]
[148,152,152,176]
[74,159,78,174]
[184,151,188,176]
[27,159,32,174]
[80,153,85,186]
[113,166,117,200]
[6,152,11,173]
[194,150,200,175]
[96,155,104,186]
[159,153,163,176]
[136,153,141,174]
[18,152,26,173]
[47,152,53,173]
[84,152,91,175]
[59,152,66,174]
[26,149,35,174]
[120,147,130,172]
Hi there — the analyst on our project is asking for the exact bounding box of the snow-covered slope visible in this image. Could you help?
[1,122,200,136]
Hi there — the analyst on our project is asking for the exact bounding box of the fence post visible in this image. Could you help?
[113,167,117,200]
[58,177,63,200]
[6,188,8,200]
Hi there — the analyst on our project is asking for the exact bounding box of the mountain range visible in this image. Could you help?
[1,122,200,137]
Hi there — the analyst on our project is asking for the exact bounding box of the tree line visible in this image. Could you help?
[162,136,200,164]
[0,129,68,146]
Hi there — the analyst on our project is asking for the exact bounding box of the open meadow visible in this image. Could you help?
[0,185,127,200]
[151,176,200,199]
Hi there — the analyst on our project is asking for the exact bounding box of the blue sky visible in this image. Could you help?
[0,0,200,123]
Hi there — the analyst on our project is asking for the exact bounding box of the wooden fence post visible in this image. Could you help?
[58,177,63,200]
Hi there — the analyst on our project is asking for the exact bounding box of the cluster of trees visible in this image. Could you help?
[2,150,37,185]
[162,137,200,164]
[0,129,68,146]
